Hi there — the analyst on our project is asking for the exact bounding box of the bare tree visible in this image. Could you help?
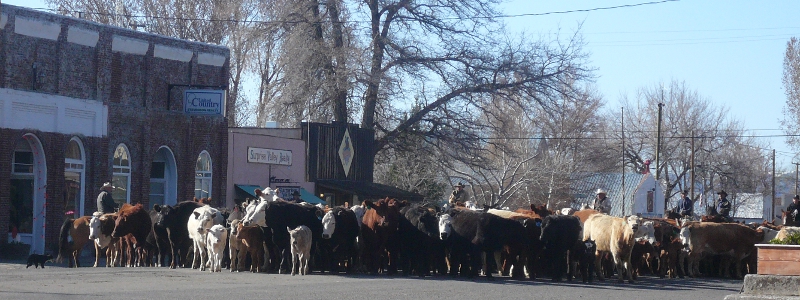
[782,37,800,149]
[611,80,770,212]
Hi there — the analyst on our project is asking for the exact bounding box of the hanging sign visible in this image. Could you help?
[184,89,225,115]
[338,128,354,177]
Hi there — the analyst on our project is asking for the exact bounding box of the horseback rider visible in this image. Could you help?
[592,189,611,214]
[678,190,694,218]
[713,190,732,222]
[448,182,469,205]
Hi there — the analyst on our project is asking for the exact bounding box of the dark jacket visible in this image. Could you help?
[716,198,731,217]
[679,196,694,216]
[787,202,800,223]
[96,190,117,213]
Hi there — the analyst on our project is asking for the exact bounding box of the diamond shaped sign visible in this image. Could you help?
[338,128,354,177]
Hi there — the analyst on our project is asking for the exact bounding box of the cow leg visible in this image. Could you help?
[236,246,247,272]
[594,251,605,281]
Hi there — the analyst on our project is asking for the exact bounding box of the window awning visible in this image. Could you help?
[315,180,424,202]
[235,184,263,199]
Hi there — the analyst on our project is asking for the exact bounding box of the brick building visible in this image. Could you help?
[0,5,230,255]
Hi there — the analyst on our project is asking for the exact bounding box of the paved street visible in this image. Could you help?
[0,259,742,300]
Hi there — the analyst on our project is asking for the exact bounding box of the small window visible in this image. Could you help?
[112,144,132,205]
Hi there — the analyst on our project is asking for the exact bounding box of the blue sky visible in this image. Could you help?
[6,0,799,167]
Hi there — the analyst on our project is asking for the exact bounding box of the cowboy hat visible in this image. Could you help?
[717,190,728,196]
[596,188,607,195]
[794,194,799,201]
[101,182,115,189]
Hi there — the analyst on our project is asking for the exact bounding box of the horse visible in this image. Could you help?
[700,214,728,223]
[57,216,93,268]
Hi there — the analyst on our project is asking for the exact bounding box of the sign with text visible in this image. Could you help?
[184,89,225,116]
[247,147,292,166]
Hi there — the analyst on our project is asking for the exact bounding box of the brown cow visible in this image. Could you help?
[57,216,92,267]
[361,198,407,274]
[89,213,121,267]
[679,222,764,279]
[236,223,265,273]
[573,209,601,224]
[112,204,152,267]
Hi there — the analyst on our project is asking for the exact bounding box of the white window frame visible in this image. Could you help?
[112,144,132,204]
[64,137,85,217]
[195,151,212,199]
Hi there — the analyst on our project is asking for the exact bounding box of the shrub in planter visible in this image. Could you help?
[769,232,800,245]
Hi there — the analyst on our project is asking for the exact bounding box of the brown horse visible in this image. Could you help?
[700,214,728,223]
[57,216,92,267]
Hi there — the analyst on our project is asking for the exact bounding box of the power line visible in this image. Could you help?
[22,0,680,26]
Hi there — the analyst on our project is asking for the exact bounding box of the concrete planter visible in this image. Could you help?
[756,244,800,276]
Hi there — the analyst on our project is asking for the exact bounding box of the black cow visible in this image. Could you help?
[539,215,582,281]
[399,203,442,277]
[153,201,203,268]
[147,210,170,267]
[445,208,529,279]
[319,206,360,274]
[260,201,323,273]
[568,239,596,283]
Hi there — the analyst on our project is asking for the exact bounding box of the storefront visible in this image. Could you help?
[0,4,230,254]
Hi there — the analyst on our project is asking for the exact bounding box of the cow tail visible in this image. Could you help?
[57,218,74,263]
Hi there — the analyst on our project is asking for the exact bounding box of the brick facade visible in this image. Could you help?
[0,5,230,254]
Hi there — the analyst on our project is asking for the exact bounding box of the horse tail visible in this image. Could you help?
[57,218,74,263]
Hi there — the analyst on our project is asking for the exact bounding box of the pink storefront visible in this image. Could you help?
[226,127,317,208]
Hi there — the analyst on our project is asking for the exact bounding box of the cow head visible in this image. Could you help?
[438,213,452,240]
[191,207,217,234]
[89,214,102,240]
[242,199,267,227]
[634,220,657,245]
[583,239,597,256]
[322,210,336,239]
[229,219,241,237]
[153,204,174,228]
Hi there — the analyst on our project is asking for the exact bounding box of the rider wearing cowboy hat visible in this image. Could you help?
[96,182,118,214]
[592,188,610,214]
[448,182,469,205]
[714,190,732,222]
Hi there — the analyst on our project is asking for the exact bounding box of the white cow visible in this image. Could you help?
[242,199,268,227]
[88,213,120,267]
[288,225,312,276]
[187,205,220,271]
[206,224,228,272]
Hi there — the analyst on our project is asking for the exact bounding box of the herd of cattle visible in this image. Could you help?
[55,188,794,283]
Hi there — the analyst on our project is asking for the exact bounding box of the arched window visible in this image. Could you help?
[11,139,34,234]
[195,151,212,199]
[112,144,131,206]
[64,137,85,218]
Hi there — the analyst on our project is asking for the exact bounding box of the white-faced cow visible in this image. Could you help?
[187,205,221,271]
[89,213,120,267]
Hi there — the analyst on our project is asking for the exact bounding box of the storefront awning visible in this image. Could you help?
[315,180,424,202]
[235,184,263,199]
[298,188,326,205]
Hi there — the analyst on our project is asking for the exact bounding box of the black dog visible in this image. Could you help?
[26,254,53,269]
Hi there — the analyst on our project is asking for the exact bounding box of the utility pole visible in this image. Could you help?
[691,130,695,200]
[622,107,626,215]
[656,101,665,211]
[793,162,800,196]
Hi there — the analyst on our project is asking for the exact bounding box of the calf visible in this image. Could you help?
[206,225,228,272]
[111,204,152,268]
[568,239,596,283]
[289,225,313,276]
[228,219,243,272]
[236,223,265,273]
